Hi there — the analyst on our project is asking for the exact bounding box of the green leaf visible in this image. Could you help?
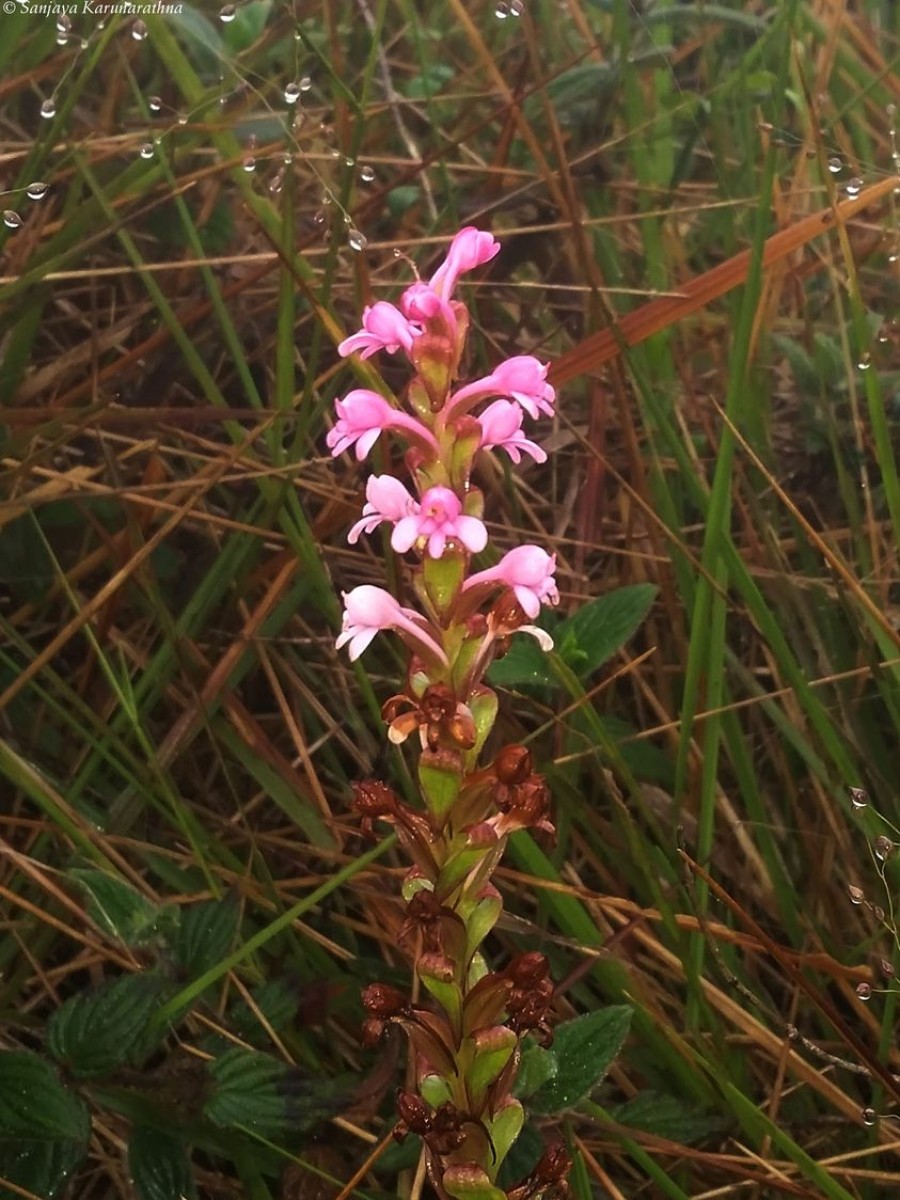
[486,628,555,688]
[531,1006,632,1114]
[0,1051,90,1200]
[0,1051,90,1142]
[174,895,240,979]
[512,1040,558,1099]
[221,0,271,53]
[67,868,161,946]
[129,1127,196,1200]
[204,1048,290,1136]
[47,974,166,1078]
[560,584,657,678]
[607,1091,728,1144]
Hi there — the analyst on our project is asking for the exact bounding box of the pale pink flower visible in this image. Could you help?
[427,227,501,299]
[446,355,555,421]
[392,486,488,558]
[347,475,417,544]
[336,585,447,664]
[338,302,421,359]
[326,389,439,461]
[462,545,559,618]
[478,400,547,464]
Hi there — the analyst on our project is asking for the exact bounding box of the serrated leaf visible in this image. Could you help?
[175,895,239,979]
[531,1006,632,1114]
[559,585,656,678]
[0,1051,90,1199]
[204,1048,290,1136]
[47,974,165,1078]
[0,1051,90,1142]
[607,1091,728,1144]
[129,1127,196,1200]
[67,868,160,946]
[230,979,299,1044]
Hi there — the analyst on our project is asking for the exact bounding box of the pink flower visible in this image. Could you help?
[462,545,559,618]
[478,400,547,464]
[336,585,447,664]
[338,302,421,359]
[445,355,555,421]
[348,475,417,544]
[392,486,488,558]
[427,227,501,299]
[326,389,439,461]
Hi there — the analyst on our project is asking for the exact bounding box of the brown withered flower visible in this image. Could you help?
[507,1142,571,1200]
[394,1091,468,1155]
[399,888,467,957]
[503,953,555,1046]
[383,683,476,751]
[490,748,556,841]
[360,981,411,1047]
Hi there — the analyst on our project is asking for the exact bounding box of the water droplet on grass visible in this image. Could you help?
[856,981,872,1001]
[845,176,863,197]
[56,14,70,33]
[40,98,57,119]
[284,81,301,104]
[3,210,22,229]
[850,787,868,808]
[242,156,256,172]
[874,836,893,861]
[858,354,871,371]
[148,95,162,112]
[348,228,367,251]
[131,18,148,40]
[269,170,284,194]
[510,0,524,12]
[139,142,154,159]
[848,884,864,905]
[827,156,842,174]
[299,76,312,92]
[359,164,376,182]
[862,1107,877,1126]
[495,2,509,16]
[219,4,237,21]
[26,182,48,200]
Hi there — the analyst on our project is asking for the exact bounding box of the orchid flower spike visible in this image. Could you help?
[446,355,555,422]
[478,400,547,464]
[338,302,421,359]
[391,486,488,558]
[427,227,501,299]
[348,475,418,545]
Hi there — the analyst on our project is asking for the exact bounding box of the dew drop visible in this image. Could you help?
[392,247,402,257]
[40,98,57,120]
[359,164,376,182]
[313,209,326,225]
[862,1107,877,1126]
[344,156,355,167]
[56,30,69,46]
[495,1,509,16]
[131,18,148,40]
[3,210,22,229]
[858,354,871,371]
[348,228,367,251]
[874,835,893,861]
[888,102,897,118]
[26,181,48,201]
[827,156,842,174]
[284,81,301,104]
[850,787,868,809]
[177,113,188,126]
[299,75,312,92]
[889,254,899,263]
[148,95,163,112]
[219,4,237,21]
[56,14,71,33]
[845,176,863,198]
[242,155,256,173]
[139,142,154,159]
[268,169,284,195]
[330,149,341,159]
[848,884,864,905]
[510,0,524,12]
[283,152,293,165]
[856,981,872,1001]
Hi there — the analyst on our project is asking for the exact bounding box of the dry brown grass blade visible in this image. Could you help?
[549,175,900,386]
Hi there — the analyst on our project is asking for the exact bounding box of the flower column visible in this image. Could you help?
[330,229,570,1200]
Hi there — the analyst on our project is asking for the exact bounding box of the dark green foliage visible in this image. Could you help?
[47,973,167,1079]
[128,1127,197,1200]
[528,1007,633,1114]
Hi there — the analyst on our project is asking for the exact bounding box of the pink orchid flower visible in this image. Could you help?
[392,486,488,558]
[478,400,547,464]
[427,227,501,299]
[462,545,559,619]
[348,475,418,544]
[338,302,421,359]
[326,390,439,461]
[446,355,555,421]
[336,585,448,664]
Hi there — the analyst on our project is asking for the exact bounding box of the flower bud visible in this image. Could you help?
[494,744,532,785]
[361,982,409,1019]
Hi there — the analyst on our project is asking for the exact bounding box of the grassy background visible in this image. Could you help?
[2,0,900,1196]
